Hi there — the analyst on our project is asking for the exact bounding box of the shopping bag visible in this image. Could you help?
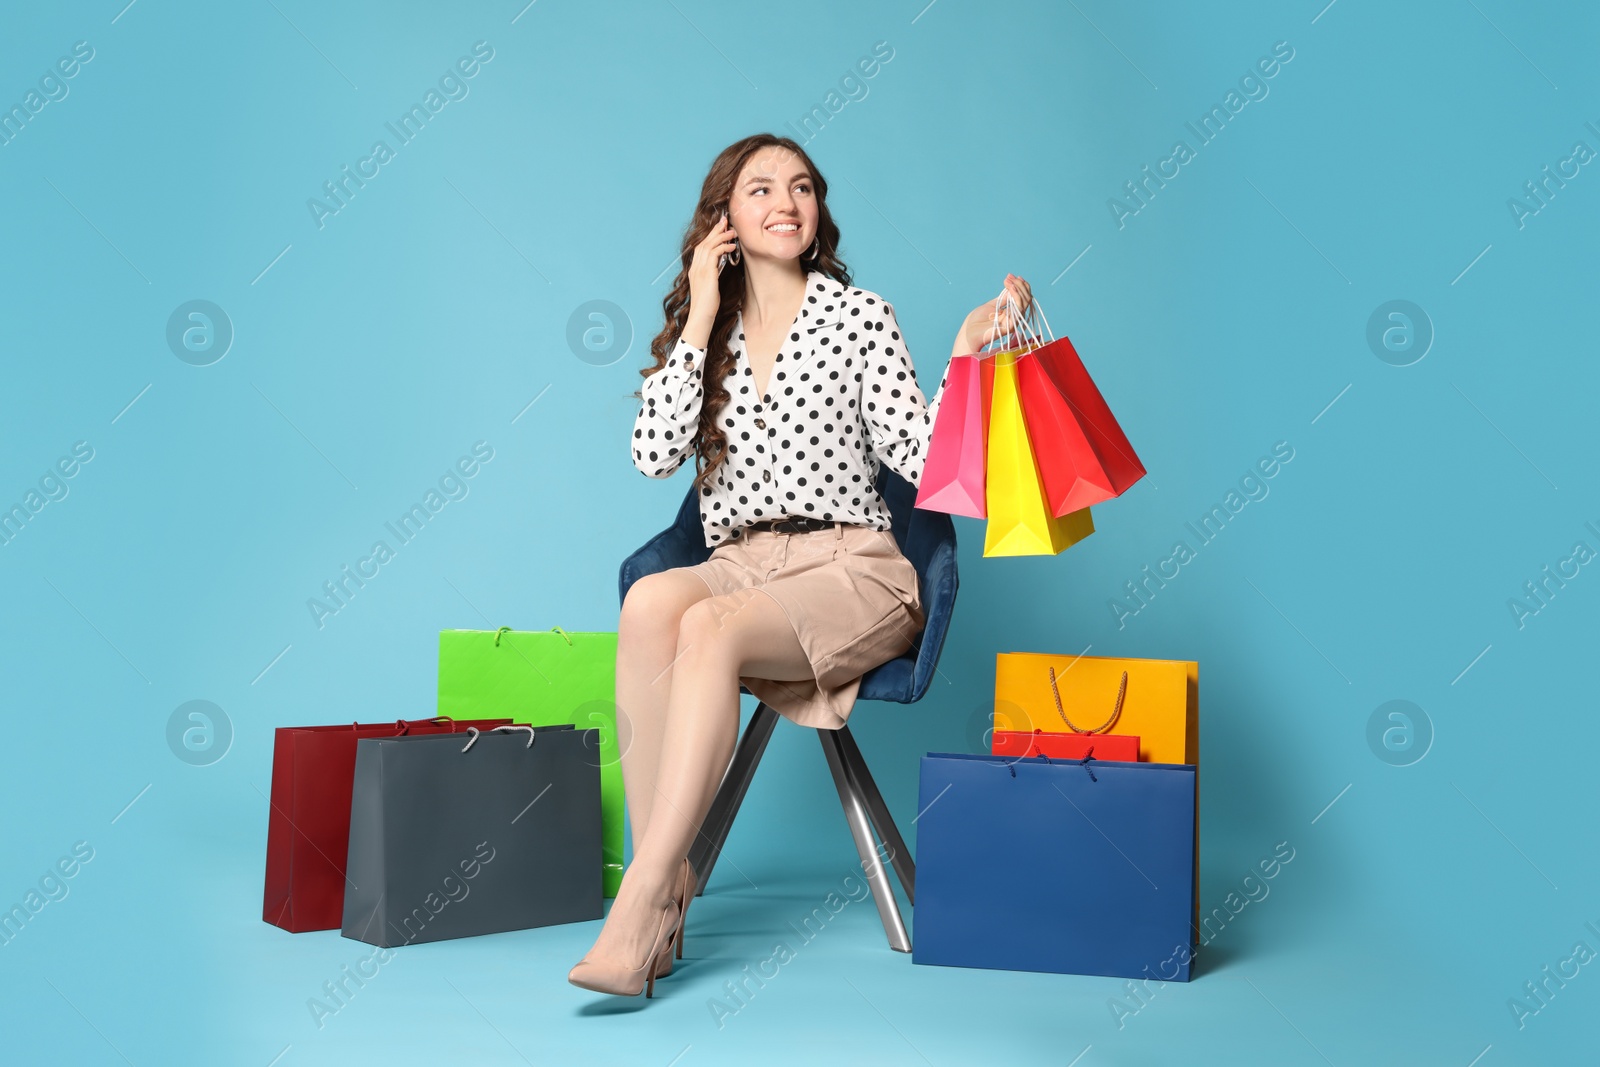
[994,653,1196,765]
[914,353,993,517]
[1015,334,1146,516]
[991,728,1140,763]
[912,751,1197,980]
[341,725,602,947]
[437,626,624,897]
[996,651,1200,935]
[262,715,511,933]
[991,663,1140,763]
[982,350,1095,557]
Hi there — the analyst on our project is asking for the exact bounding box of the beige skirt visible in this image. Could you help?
[681,522,925,730]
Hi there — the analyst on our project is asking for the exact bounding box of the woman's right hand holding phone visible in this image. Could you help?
[682,211,737,348]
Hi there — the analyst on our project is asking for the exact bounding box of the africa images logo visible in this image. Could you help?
[1107,40,1295,230]
[306,442,494,629]
[306,41,495,230]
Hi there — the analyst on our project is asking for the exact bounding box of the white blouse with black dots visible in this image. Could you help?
[631,270,951,548]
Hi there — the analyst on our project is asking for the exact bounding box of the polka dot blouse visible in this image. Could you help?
[632,270,952,548]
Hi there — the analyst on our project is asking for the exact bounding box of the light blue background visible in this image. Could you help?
[2,1,1595,1063]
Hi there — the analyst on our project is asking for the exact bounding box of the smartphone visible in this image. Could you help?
[716,206,735,270]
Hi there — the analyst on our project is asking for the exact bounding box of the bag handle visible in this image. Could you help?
[981,287,1053,359]
[979,289,1037,356]
[1024,294,1057,345]
[460,724,535,752]
[1007,749,1098,780]
[1012,291,1049,350]
[349,716,456,735]
[1047,667,1127,734]
[491,626,573,647]
[399,715,459,735]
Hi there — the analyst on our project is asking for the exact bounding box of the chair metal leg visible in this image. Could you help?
[819,729,912,953]
[687,701,779,898]
[833,726,916,905]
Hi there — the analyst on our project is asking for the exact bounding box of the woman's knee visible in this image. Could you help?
[620,571,711,643]
[675,591,765,664]
[675,588,780,671]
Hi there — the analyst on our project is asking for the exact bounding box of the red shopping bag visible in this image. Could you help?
[1015,333,1146,517]
[263,716,512,932]
[915,353,995,517]
[992,728,1140,762]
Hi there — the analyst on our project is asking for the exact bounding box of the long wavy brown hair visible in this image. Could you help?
[636,133,852,492]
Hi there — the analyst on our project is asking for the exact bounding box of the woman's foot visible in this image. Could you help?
[568,862,682,997]
[567,896,680,997]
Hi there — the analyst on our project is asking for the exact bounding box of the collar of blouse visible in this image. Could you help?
[734,270,850,399]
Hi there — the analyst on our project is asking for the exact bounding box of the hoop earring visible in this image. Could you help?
[728,244,741,266]
[805,239,820,261]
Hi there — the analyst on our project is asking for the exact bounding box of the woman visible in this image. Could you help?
[568,132,1034,997]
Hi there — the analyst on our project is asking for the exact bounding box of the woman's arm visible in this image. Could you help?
[861,299,946,488]
[630,337,706,479]
[631,214,735,478]
[864,274,1036,486]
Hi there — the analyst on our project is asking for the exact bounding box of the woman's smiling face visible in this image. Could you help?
[727,145,818,265]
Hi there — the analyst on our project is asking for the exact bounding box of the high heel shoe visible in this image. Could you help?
[676,856,696,959]
[654,856,697,977]
[567,896,682,998]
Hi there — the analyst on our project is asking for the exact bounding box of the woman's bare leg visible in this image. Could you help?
[580,586,814,969]
[615,570,717,851]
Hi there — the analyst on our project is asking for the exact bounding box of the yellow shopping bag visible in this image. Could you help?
[993,652,1197,764]
[982,351,1094,557]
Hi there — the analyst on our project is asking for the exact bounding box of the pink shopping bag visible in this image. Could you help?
[915,354,994,518]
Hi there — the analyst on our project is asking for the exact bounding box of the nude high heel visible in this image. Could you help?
[654,856,697,978]
[676,856,696,959]
[567,896,682,998]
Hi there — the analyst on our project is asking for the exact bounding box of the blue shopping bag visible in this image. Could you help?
[912,751,1197,981]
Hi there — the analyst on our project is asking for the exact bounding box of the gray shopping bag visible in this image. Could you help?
[341,724,601,947]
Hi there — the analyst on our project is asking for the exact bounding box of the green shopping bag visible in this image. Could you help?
[437,626,623,897]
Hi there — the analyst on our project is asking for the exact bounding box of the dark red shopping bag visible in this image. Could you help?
[263,716,511,932]
[1015,335,1146,516]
